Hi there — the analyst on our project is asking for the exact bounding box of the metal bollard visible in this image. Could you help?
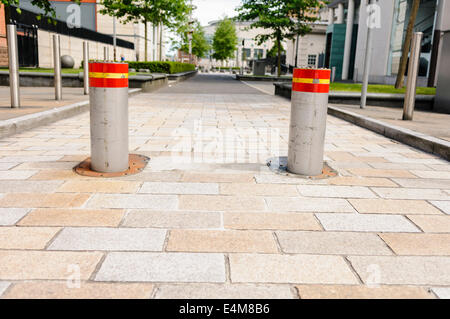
[403,32,423,121]
[6,24,20,108]
[287,68,331,176]
[89,62,129,173]
[53,34,62,100]
[83,41,89,95]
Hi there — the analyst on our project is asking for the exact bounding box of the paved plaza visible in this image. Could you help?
[0,74,449,299]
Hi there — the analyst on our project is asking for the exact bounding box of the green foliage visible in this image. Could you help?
[212,18,238,61]
[2,0,80,19]
[173,20,210,58]
[236,0,323,75]
[127,61,195,74]
[267,42,285,58]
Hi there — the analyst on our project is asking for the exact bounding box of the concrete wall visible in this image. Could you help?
[434,32,450,114]
[37,30,135,68]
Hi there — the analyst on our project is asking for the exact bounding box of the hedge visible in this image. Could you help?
[127,61,195,74]
[81,61,195,74]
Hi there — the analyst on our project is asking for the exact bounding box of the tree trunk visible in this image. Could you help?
[277,35,281,77]
[144,20,148,62]
[395,0,420,89]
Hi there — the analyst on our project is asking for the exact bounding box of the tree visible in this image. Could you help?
[212,18,238,63]
[173,19,210,59]
[100,0,190,61]
[236,0,323,76]
[394,0,420,89]
[267,42,285,58]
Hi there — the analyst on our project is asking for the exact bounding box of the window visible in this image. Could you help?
[254,49,264,59]
[307,54,317,67]
[242,48,251,60]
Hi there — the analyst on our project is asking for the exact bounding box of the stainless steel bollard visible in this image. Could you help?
[83,41,89,95]
[403,32,423,121]
[6,24,20,108]
[288,69,331,176]
[89,62,129,173]
[53,35,62,100]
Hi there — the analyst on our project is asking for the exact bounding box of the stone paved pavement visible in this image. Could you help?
[0,74,449,299]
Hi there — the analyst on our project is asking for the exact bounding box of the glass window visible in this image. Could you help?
[307,54,317,67]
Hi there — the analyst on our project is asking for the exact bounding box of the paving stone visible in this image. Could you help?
[0,170,38,180]
[0,208,30,225]
[369,163,431,170]
[0,163,18,170]
[277,231,392,255]
[57,181,141,193]
[224,212,321,230]
[49,227,166,251]
[430,201,450,214]
[431,287,450,299]
[266,197,355,213]
[296,285,434,299]
[182,172,254,183]
[349,199,442,215]
[30,170,85,180]
[0,282,11,296]
[119,171,183,182]
[167,230,278,253]
[0,181,64,193]
[412,170,450,179]
[2,282,155,299]
[348,256,450,285]
[408,215,450,233]
[328,177,398,187]
[154,284,295,299]
[316,213,419,232]
[0,156,62,163]
[219,183,298,196]
[372,188,447,200]
[95,252,226,283]
[179,195,265,212]
[347,168,417,178]
[18,209,125,227]
[0,193,90,208]
[380,233,450,256]
[229,254,358,284]
[87,194,178,210]
[254,174,326,185]
[0,251,102,280]
[296,185,376,199]
[0,227,60,249]
[122,210,221,229]
[392,178,450,189]
[139,182,219,195]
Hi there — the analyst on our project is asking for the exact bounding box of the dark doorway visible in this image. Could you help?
[325,33,332,68]
[16,23,39,67]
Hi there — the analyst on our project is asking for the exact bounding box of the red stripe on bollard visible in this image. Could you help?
[292,68,331,93]
[89,62,129,88]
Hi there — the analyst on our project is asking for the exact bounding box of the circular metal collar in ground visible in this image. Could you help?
[73,154,150,178]
[267,157,337,179]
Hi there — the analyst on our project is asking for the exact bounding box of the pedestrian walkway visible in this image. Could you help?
[0,74,449,299]
[0,87,87,121]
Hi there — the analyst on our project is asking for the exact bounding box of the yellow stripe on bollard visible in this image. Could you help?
[293,78,330,84]
[89,72,129,79]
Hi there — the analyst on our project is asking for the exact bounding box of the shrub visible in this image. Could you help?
[127,61,195,74]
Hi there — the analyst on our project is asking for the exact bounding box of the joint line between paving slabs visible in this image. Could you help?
[89,252,108,281]
[344,256,364,284]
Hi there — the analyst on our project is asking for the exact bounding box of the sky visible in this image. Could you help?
[192,0,242,26]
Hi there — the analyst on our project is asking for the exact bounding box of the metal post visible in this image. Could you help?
[83,41,89,95]
[342,0,355,80]
[287,69,331,176]
[104,46,109,61]
[361,0,375,109]
[6,24,20,108]
[89,62,129,173]
[403,32,423,121]
[53,34,62,101]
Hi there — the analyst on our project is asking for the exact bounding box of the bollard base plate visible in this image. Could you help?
[267,156,337,179]
[73,154,150,178]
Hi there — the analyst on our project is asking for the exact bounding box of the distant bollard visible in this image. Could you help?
[287,68,331,176]
[403,32,423,121]
[83,42,89,95]
[89,62,129,173]
[53,35,62,100]
[6,24,20,108]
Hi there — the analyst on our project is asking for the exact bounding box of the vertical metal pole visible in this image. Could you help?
[104,46,108,61]
[53,34,62,101]
[113,17,117,61]
[7,24,20,108]
[83,41,89,95]
[342,0,355,80]
[361,0,375,109]
[288,69,331,176]
[403,32,423,121]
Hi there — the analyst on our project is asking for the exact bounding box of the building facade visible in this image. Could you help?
[325,0,447,86]
[0,1,167,68]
